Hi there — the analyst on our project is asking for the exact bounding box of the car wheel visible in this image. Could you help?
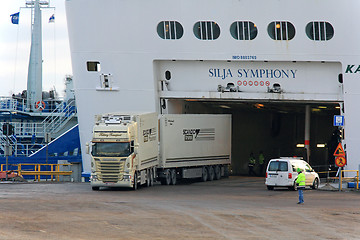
[267,186,274,190]
[292,182,297,191]
[312,178,319,189]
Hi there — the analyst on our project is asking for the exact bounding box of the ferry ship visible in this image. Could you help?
[65,0,360,177]
[0,0,81,178]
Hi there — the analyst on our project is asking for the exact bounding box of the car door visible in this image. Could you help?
[304,162,315,185]
[267,160,289,186]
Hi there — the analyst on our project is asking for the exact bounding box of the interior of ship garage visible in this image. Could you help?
[163,99,342,175]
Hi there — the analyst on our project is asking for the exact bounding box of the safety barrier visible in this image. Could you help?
[339,170,359,191]
[0,163,72,182]
[324,170,359,191]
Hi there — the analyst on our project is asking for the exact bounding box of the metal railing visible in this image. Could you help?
[0,97,60,113]
[1,163,73,182]
[0,98,77,157]
[42,99,77,134]
[339,170,359,191]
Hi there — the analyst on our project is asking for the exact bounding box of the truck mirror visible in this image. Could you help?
[86,142,90,154]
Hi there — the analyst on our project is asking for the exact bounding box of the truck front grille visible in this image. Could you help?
[95,158,126,183]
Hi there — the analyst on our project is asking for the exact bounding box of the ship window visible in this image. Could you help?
[306,22,334,41]
[230,21,258,40]
[267,21,295,40]
[165,70,171,80]
[193,21,220,40]
[87,61,101,72]
[157,21,184,40]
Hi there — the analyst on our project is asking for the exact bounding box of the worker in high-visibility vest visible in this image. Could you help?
[296,168,306,204]
[258,151,265,176]
[248,152,256,176]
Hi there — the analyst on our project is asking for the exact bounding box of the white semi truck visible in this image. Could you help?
[88,113,231,190]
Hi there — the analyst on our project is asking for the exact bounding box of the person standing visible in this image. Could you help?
[248,152,256,176]
[258,151,265,176]
[296,168,306,204]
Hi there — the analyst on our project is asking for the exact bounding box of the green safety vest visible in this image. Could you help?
[296,172,306,187]
[259,154,265,165]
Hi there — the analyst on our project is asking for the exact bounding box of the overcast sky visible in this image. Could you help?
[0,0,71,97]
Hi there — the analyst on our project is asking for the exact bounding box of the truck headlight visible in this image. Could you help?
[90,174,98,181]
[123,175,131,181]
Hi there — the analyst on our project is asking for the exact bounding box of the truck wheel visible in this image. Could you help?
[224,166,230,178]
[92,187,99,191]
[208,166,214,181]
[133,172,138,190]
[149,169,154,186]
[165,169,171,185]
[202,167,208,182]
[170,169,177,185]
[214,165,221,180]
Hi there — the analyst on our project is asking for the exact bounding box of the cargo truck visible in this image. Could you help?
[88,113,231,190]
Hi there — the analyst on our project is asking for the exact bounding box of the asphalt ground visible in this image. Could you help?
[0,176,359,240]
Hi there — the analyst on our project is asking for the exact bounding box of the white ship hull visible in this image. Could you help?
[65,0,360,175]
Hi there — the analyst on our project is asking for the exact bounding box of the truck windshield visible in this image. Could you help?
[92,142,131,157]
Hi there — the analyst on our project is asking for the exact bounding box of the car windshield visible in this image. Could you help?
[92,142,131,157]
[268,161,288,171]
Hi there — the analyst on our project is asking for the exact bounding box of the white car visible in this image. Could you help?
[265,158,320,190]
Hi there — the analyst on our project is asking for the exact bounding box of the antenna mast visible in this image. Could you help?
[25,0,51,111]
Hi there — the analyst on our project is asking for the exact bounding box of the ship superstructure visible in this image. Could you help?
[0,0,80,169]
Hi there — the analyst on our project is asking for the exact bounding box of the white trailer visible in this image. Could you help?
[89,113,231,190]
[157,114,231,185]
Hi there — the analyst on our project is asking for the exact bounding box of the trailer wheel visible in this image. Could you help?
[149,169,154,186]
[208,166,215,181]
[214,165,221,180]
[165,169,171,185]
[202,167,208,182]
[146,169,151,187]
[170,169,177,185]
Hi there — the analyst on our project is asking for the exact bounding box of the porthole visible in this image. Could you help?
[306,22,334,41]
[165,71,171,80]
[230,21,258,40]
[267,21,295,40]
[193,21,220,40]
[157,21,184,40]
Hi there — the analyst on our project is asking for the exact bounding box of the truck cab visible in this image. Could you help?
[89,113,158,190]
